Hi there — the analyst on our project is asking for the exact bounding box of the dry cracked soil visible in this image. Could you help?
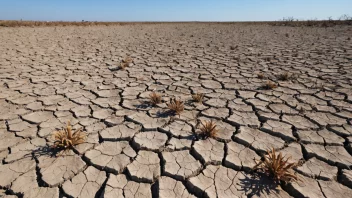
[0,23,352,198]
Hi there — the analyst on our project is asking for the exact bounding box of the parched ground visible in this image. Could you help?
[0,23,352,198]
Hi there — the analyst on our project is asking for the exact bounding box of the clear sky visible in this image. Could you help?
[0,0,351,22]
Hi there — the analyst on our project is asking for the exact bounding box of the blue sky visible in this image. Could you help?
[1,0,351,21]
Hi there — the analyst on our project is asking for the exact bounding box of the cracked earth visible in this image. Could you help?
[0,23,352,198]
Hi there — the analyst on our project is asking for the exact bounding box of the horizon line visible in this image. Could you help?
[1,19,351,23]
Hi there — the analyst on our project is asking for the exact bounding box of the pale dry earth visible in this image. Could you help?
[0,23,352,198]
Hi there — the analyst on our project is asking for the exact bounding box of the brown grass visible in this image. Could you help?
[192,93,204,103]
[198,120,218,138]
[149,92,162,106]
[277,72,296,81]
[123,56,133,64]
[119,56,133,70]
[230,46,237,50]
[119,62,128,70]
[262,81,278,90]
[252,148,300,184]
[167,98,184,115]
[52,121,86,151]
[257,73,265,79]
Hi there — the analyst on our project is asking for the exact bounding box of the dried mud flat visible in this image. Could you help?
[0,23,352,198]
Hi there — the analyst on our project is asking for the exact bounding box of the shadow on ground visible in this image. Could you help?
[238,173,283,197]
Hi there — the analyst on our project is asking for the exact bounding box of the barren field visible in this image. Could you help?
[0,23,352,198]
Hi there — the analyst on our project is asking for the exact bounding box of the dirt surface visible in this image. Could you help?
[0,24,352,197]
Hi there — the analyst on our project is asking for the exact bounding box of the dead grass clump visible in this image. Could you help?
[123,56,133,64]
[230,45,237,50]
[52,121,86,151]
[119,56,133,70]
[252,148,300,184]
[277,72,296,81]
[257,73,265,79]
[198,120,218,138]
[167,98,184,115]
[192,93,204,103]
[149,92,162,106]
[262,81,278,90]
[119,62,128,70]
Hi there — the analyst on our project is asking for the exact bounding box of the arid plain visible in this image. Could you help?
[0,23,352,198]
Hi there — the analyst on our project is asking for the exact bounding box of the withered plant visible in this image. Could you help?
[119,62,128,70]
[257,73,265,79]
[52,121,86,151]
[252,148,300,184]
[192,93,204,103]
[119,56,133,70]
[262,81,278,90]
[123,56,133,64]
[198,120,218,138]
[149,92,162,106]
[277,72,296,81]
[167,98,184,115]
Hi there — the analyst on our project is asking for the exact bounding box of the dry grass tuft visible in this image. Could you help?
[230,46,237,50]
[262,81,278,90]
[119,56,133,70]
[198,120,218,138]
[123,56,133,64]
[119,62,128,70]
[277,72,295,81]
[149,92,162,106]
[192,93,204,103]
[252,148,300,184]
[167,98,184,115]
[52,121,86,151]
[257,73,265,79]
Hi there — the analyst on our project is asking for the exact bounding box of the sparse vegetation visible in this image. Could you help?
[262,81,278,89]
[119,62,128,70]
[230,45,237,50]
[273,15,352,27]
[149,92,162,105]
[277,72,295,81]
[257,73,265,79]
[119,56,133,70]
[252,148,300,184]
[192,93,204,103]
[123,56,133,64]
[1,16,351,28]
[167,98,184,115]
[52,121,86,151]
[198,120,218,138]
